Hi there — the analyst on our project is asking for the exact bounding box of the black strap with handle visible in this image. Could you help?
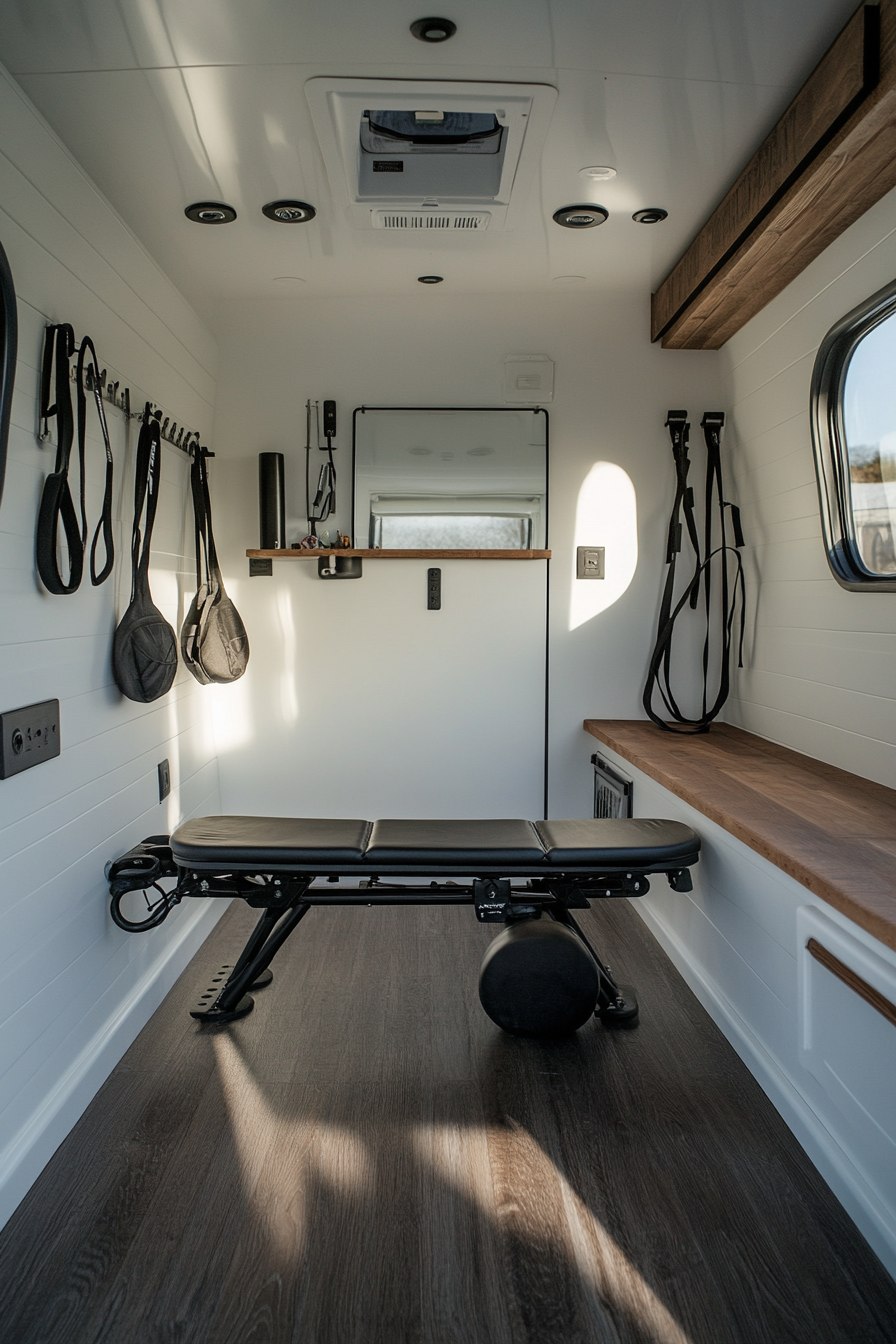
[76,336,115,585]
[642,411,746,734]
[36,323,85,594]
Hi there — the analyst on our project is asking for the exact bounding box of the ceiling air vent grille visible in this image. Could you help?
[372,210,490,231]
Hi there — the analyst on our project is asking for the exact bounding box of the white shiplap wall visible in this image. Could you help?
[0,63,224,1229]
[719,184,896,789]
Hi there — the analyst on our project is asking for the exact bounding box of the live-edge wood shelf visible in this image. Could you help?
[247,548,551,560]
[585,719,896,954]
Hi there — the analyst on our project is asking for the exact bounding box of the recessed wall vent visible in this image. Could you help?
[373,210,490,230]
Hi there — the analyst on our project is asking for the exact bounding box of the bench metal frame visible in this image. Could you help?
[108,835,696,1028]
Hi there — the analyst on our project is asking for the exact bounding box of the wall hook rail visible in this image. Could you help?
[38,331,205,457]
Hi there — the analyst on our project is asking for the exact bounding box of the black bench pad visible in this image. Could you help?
[170,815,700,875]
[535,818,699,866]
[365,819,544,865]
[171,816,371,868]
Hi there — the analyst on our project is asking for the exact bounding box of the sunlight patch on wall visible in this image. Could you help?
[277,586,300,725]
[569,461,638,631]
[164,698,182,831]
[206,677,254,753]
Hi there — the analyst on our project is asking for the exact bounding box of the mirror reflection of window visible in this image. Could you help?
[843,312,896,575]
[353,409,547,550]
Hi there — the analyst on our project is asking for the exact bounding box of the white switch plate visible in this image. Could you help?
[576,546,605,578]
[503,354,554,403]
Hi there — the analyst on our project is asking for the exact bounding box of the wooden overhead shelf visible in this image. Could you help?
[652,2,896,349]
[246,549,551,560]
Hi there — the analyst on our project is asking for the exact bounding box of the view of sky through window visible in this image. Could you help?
[842,311,896,574]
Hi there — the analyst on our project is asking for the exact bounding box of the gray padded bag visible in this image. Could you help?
[112,416,178,702]
[181,446,249,685]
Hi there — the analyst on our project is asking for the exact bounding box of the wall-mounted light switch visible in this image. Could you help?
[576,546,605,579]
[158,759,171,802]
[427,567,441,609]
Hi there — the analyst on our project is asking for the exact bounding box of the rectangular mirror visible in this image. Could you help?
[352,407,548,549]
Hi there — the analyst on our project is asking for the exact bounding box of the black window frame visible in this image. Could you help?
[810,275,896,592]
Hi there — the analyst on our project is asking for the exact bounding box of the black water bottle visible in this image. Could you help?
[258,452,285,549]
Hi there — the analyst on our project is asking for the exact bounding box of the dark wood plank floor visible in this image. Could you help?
[1,897,894,1344]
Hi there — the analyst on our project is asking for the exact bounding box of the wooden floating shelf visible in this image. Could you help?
[652,2,896,349]
[246,549,551,560]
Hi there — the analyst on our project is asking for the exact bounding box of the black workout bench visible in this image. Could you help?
[108,816,700,1036]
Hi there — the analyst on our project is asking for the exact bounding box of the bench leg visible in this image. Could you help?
[191,896,311,1024]
[548,906,639,1027]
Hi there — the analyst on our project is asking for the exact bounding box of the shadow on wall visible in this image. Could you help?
[569,462,638,631]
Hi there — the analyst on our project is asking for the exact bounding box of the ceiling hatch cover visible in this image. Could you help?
[306,78,557,232]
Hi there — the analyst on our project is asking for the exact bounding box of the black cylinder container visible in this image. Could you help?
[478,920,600,1036]
[258,452,286,549]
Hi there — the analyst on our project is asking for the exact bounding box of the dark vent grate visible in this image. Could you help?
[592,754,633,819]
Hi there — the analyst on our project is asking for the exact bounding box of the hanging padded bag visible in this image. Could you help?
[180,446,249,684]
[113,414,178,702]
[0,236,18,514]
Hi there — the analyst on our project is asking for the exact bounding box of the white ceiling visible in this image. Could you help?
[0,0,860,315]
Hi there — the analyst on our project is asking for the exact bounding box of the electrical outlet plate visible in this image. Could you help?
[427,567,441,609]
[576,546,605,579]
[0,699,61,778]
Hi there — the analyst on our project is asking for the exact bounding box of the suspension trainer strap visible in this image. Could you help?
[76,336,115,585]
[643,410,746,733]
[647,412,701,728]
[36,324,85,594]
[131,409,162,598]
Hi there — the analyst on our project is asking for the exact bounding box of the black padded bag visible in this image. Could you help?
[113,415,178,702]
[181,446,248,684]
[0,236,18,514]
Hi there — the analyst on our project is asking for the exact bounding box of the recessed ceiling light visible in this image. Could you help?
[552,275,586,284]
[552,205,608,229]
[632,207,668,224]
[262,200,316,223]
[185,202,237,224]
[579,166,617,181]
[273,276,306,284]
[418,274,444,284]
[410,17,457,42]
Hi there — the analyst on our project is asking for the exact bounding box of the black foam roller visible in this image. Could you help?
[478,920,599,1036]
[258,452,285,549]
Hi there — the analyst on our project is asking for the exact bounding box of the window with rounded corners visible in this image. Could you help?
[811,276,896,591]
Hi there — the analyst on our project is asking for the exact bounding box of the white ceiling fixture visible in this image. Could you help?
[306,78,557,232]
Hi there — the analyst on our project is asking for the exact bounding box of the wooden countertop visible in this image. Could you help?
[584,719,896,954]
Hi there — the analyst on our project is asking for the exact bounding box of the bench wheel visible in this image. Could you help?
[478,921,600,1036]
